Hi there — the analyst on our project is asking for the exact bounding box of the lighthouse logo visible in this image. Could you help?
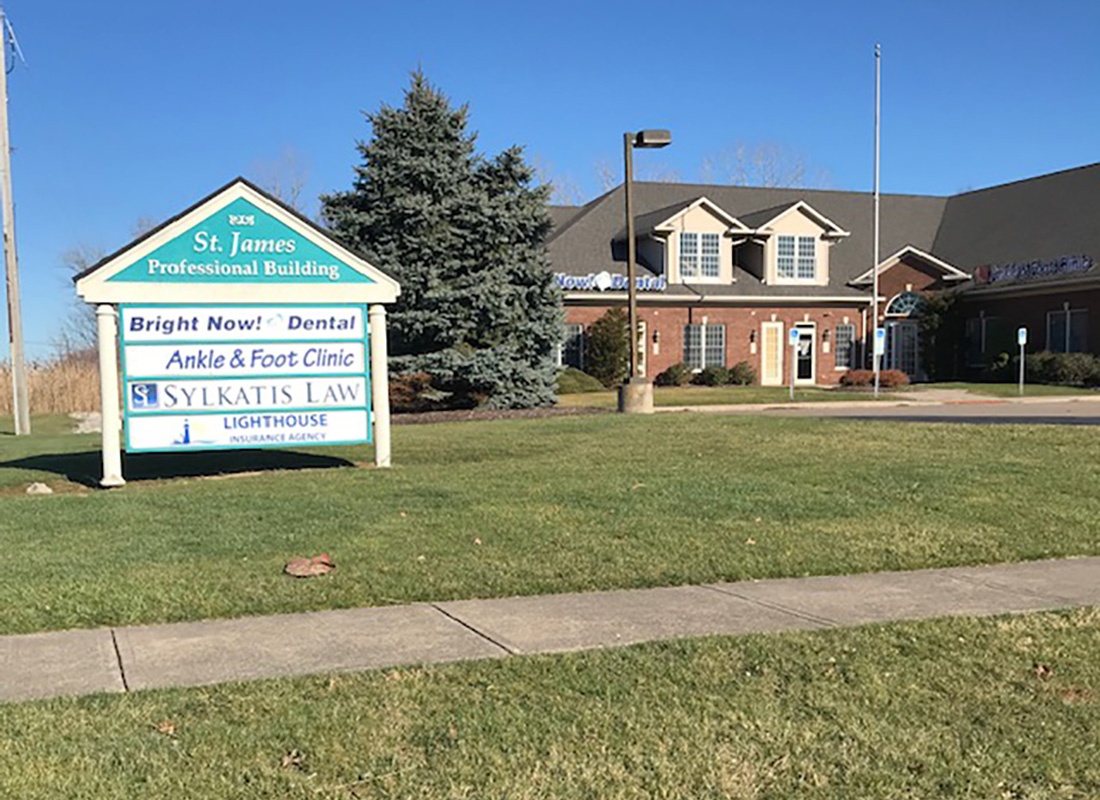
[171,418,215,446]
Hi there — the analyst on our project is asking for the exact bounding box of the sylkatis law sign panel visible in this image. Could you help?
[121,305,371,452]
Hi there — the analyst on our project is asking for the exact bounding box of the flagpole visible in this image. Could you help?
[872,43,881,398]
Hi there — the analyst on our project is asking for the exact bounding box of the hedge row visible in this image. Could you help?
[987,351,1100,386]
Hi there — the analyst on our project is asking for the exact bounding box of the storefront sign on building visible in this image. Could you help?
[555,271,667,292]
[973,254,1093,285]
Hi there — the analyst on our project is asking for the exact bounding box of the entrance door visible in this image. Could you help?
[760,322,783,386]
[885,321,919,378]
[795,325,816,384]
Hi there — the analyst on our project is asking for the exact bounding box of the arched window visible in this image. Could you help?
[885,291,926,317]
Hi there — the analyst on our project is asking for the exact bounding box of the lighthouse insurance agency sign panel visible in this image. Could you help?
[119,305,371,452]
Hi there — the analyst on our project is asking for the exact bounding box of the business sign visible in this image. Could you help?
[554,271,667,292]
[119,304,370,452]
[973,254,1093,285]
[873,327,886,356]
[107,198,374,286]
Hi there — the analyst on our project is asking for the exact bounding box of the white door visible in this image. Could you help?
[760,322,783,386]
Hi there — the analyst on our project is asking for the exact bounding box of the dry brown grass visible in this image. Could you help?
[0,351,100,414]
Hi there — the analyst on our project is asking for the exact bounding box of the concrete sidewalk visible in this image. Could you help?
[2,557,1097,704]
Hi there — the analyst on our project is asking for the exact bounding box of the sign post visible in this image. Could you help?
[1017,327,1028,397]
[789,327,800,401]
[74,178,400,486]
[873,327,886,397]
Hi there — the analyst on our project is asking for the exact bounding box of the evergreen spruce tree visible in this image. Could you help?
[321,72,563,408]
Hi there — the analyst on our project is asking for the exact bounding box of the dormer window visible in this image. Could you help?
[777,235,817,281]
[680,232,720,279]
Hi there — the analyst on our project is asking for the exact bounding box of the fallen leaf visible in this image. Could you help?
[1033,662,1054,681]
[745,538,757,546]
[399,511,408,518]
[473,538,482,546]
[154,719,176,737]
[281,749,305,770]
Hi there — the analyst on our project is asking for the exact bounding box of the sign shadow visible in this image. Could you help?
[1,448,360,488]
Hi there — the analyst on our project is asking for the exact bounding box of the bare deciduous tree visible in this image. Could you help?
[250,146,311,212]
[700,141,830,188]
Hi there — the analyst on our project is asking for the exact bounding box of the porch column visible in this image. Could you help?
[96,304,125,487]
[368,304,392,468]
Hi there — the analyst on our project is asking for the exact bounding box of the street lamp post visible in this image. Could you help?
[619,129,671,415]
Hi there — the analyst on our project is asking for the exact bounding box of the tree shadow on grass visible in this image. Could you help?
[0,449,359,488]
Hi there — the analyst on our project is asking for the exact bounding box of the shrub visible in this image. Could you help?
[584,309,631,388]
[879,369,911,389]
[839,369,874,388]
[654,362,692,387]
[555,367,605,394]
[839,369,909,389]
[389,372,455,413]
[1023,351,1100,386]
[727,361,756,386]
[693,365,730,386]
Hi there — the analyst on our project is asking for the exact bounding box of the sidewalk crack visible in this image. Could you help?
[429,604,516,655]
[109,629,131,693]
[698,584,838,627]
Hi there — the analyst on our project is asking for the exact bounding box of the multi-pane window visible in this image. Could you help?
[777,235,817,280]
[683,324,726,369]
[560,323,585,369]
[797,236,816,279]
[834,324,855,369]
[777,236,796,279]
[1047,308,1088,353]
[680,232,720,279]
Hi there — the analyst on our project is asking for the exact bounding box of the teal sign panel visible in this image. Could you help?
[108,198,373,284]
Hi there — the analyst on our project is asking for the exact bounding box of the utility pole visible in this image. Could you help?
[0,6,28,435]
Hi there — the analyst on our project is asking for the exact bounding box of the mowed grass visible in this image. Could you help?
[1,609,1097,799]
[1,412,1099,634]
[925,381,1098,398]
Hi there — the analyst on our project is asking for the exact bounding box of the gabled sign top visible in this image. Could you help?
[75,178,400,304]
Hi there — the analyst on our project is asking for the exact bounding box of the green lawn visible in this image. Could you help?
[557,384,905,408]
[1,609,1096,798]
[1,413,1098,635]
[919,381,1098,398]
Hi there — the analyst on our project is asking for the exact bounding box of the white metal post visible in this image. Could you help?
[368,304,392,468]
[872,43,882,399]
[96,304,125,487]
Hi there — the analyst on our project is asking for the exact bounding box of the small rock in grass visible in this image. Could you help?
[26,482,53,495]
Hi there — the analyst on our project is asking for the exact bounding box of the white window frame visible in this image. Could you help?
[683,322,726,370]
[680,232,721,281]
[776,235,817,283]
[834,323,855,370]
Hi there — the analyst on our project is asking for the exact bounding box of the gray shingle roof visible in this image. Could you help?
[548,181,948,298]
[934,162,1100,278]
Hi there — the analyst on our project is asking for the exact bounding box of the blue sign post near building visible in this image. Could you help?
[74,178,401,486]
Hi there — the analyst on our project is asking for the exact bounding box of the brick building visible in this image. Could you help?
[548,162,1100,385]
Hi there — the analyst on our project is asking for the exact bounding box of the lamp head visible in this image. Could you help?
[632,129,672,149]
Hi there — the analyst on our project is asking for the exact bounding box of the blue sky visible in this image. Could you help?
[3,0,1099,359]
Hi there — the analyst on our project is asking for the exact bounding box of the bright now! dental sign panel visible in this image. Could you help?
[119,305,371,452]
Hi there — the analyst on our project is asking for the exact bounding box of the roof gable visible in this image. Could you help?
[745,200,850,239]
[75,178,400,304]
[849,245,970,286]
